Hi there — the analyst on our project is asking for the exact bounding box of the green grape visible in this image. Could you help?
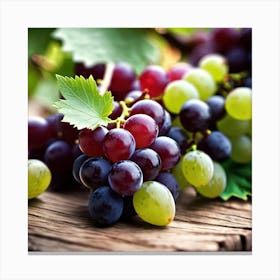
[199,54,228,82]
[172,157,190,190]
[196,162,226,198]
[217,114,250,138]
[183,68,217,101]
[225,87,252,120]
[230,135,252,163]
[163,80,199,114]
[28,159,51,199]
[133,181,175,226]
[182,150,214,187]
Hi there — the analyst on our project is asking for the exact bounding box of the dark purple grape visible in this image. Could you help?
[72,143,83,160]
[103,128,136,162]
[197,131,232,161]
[179,99,211,132]
[211,28,240,53]
[155,172,179,201]
[79,127,108,157]
[130,148,162,181]
[28,146,46,161]
[225,47,248,73]
[109,101,122,119]
[166,127,188,154]
[149,136,180,171]
[79,157,112,190]
[108,160,143,196]
[28,117,52,149]
[109,63,136,101]
[130,99,165,129]
[240,28,252,50]
[88,186,124,226]
[75,63,105,80]
[158,110,172,136]
[121,196,137,219]
[139,65,169,98]
[44,140,72,173]
[243,76,252,88]
[56,116,79,145]
[124,90,143,104]
[72,154,89,185]
[206,95,226,123]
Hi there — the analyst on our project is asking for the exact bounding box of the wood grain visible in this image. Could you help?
[28,187,252,252]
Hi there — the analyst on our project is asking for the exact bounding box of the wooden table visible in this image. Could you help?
[28,187,252,252]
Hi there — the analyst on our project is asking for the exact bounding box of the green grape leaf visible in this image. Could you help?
[54,75,114,130]
[28,28,56,58]
[220,160,252,200]
[52,28,160,74]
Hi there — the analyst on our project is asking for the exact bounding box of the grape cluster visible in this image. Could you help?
[28,28,252,227]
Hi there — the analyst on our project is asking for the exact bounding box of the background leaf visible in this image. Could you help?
[52,28,160,74]
[28,28,56,58]
[220,160,252,200]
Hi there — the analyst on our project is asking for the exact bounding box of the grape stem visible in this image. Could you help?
[99,62,115,96]
[110,101,131,128]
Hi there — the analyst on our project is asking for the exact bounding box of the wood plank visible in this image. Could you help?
[28,187,252,252]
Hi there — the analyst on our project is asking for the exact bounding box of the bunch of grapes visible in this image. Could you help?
[28,31,252,227]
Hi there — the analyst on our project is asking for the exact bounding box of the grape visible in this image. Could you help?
[72,154,89,185]
[139,65,169,98]
[44,140,72,173]
[124,90,143,104]
[28,159,51,199]
[71,143,83,160]
[183,68,216,101]
[79,157,111,190]
[167,63,193,82]
[196,162,226,198]
[225,87,252,120]
[217,115,250,137]
[166,127,188,154]
[149,136,180,171]
[230,135,252,163]
[109,101,122,119]
[133,181,175,226]
[55,114,79,145]
[108,160,143,196]
[225,47,248,73]
[240,28,252,50]
[79,126,108,157]
[109,63,136,100]
[206,95,226,123]
[88,186,124,226]
[130,148,161,181]
[171,157,189,190]
[243,76,252,88]
[155,172,179,201]
[124,114,158,148]
[179,99,211,132]
[211,28,240,53]
[121,196,137,219]
[158,110,172,136]
[28,117,52,149]
[103,128,136,162]
[189,41,218,66]
[199,54,228,82]
[163,80,199,114]
[197,131,231,162]
[130,99,165,128]
[182,150,214,187]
